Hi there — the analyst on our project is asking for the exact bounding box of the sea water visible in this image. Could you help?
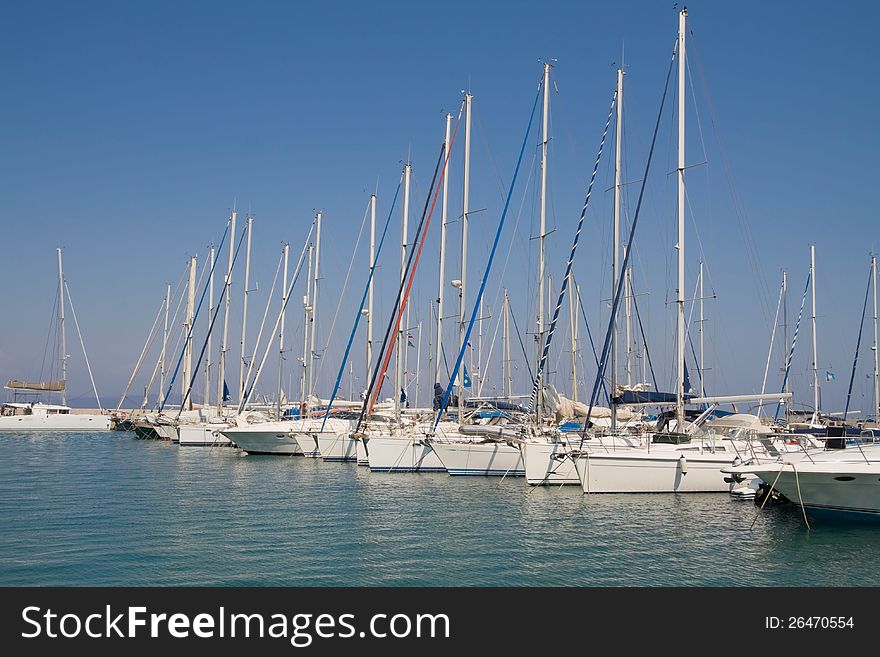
[1,431,877,586]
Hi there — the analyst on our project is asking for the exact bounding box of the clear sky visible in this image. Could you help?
[1,0,878,416]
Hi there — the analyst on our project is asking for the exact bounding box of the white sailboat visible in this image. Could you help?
[1,248,111,432]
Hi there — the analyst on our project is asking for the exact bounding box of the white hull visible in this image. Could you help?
[575,446,737,493]
[0,413,111,432]
[725,446,880,518]
[153,424,177,442]
[523,440,583,485]
[366,436,447,473]
[177,423,232,447]
[318,433,358,462]
[294,433,321,458]
[356,438,369,466]
[430,441,524,476]
[221,425,303,455]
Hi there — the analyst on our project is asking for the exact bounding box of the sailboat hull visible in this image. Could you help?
[430,441,524,476]
[177,424,233,447]
[366,436,447,473]
[221,426,303,455]
[0,413,111,432]
[318,433,358,462]
[575,448,735,493]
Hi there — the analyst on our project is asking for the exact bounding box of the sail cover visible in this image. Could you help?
[4,379,65,392]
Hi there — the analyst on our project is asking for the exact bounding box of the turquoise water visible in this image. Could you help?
[1,431,877,586]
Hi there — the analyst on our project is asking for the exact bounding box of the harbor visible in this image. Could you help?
[2,2,880,596]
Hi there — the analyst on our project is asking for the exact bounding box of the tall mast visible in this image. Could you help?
[307,212,322,411]
[239,215,253,404]
[183,254,197,411]
[568,270,578,403]
[699,260,705,397]
[872,253,879,422]
[367,194,376,392]
[206,245,215,407]
[301,244,313,409]
[436,113,452,385]
[277,243,289,419]
[624,247,633,387]
[57,247,67,406]
[612,65,624,430]
[810,244,819,422]
[159,282,170,404]
[503,289,512,398]
[397,163,411,422]
[458,92,473,421]
[782,269,789,420]
[675,7,687,430]
[217,209,236,413]
[536,64,550,426]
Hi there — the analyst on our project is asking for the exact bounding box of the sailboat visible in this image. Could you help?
[569,7,794,493]
[1,249,111,432]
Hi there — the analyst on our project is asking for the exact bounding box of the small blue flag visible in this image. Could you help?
[222,380,231,402]
[825,371,836,382]
[462,365,472,389]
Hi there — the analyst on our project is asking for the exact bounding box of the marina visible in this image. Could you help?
[1,430,879,587]
[2,2,879,597]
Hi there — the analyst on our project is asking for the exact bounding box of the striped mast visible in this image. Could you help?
[774,269,811,422]
[526,81,616,417]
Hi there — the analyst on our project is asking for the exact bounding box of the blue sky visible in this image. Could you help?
[1,1,878,416]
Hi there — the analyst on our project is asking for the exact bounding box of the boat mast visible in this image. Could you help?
[503,289,512,398]
[301,244,313,411]
[699,260,705,397]
[624,247,632,387]
[675,7,687,431]
[206,244,215,407]
[159,282,170,405]
[436,113,452,387]
[536,64,550,427]
[307,212,322,413]
[239,214,253,405]
[183,254,197,411]
[458,92,473,422]
[810,243,819,423]
[367,194,376,395]
[56,247,67,406]
[782,269,788,392]
[873,253,879,422]
[568,270,578,402]
[397,164,411,422]
[612,65,624,430]
[278,242,289,419]
[217,209,236,414]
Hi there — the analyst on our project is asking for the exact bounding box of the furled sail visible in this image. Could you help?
[4,379,65,392]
